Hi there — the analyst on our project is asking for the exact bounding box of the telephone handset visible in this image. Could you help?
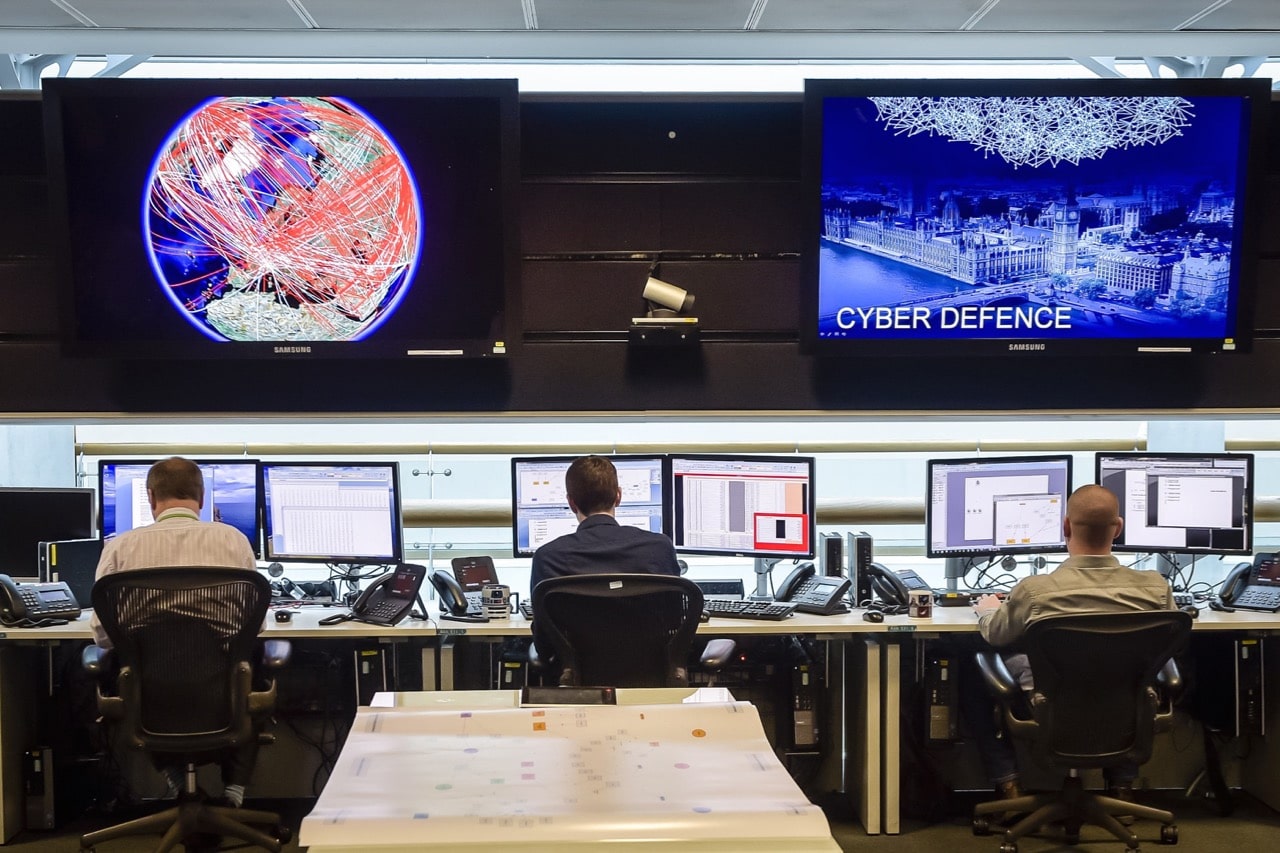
[775,562,852,616]
[428,570,488,623]
[1217,554,1280,612]
[865,563,930,611]
[0,574,82,626]
[349,564,426,626]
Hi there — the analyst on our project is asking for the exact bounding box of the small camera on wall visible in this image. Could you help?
[630,266,700,348]
[642,276,696,317]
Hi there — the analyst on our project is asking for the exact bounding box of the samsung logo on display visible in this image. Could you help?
[274,346,312,354]
[1008,343,1046,352]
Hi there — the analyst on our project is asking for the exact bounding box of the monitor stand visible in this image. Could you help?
[750,558,782,601]
[943,557,969,593]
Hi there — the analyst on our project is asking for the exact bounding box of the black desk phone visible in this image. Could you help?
[0,574,82,626]
[428,569,488,623]
[775,563,852,615]
[1219,553,1280,612]
[867,564,930,608]
[349,564,426,626]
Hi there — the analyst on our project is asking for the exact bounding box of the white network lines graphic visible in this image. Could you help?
[869,96,1195,168]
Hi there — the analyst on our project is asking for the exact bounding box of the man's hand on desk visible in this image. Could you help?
[973,594,1004,616]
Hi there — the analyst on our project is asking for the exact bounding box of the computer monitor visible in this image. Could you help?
[0,488,96,577]
[926,455,1074,559]
[510,455,668,558]
[668,455,816,559]
[98,459,262,557]
[1096,452,1253,555]
[259,462,403,565]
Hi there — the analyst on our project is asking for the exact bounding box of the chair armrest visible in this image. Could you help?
[260,639,292,670]
[1156,657,1183,698]
[974,650,1020,701]
[81,645,113,678]
[700,638,737,671]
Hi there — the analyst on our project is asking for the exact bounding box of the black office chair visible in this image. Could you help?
[971,610,1192,853]
[530,573,735,688]
[79,568,291,853]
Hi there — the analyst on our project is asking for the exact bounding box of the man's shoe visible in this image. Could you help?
[1108,785,1136,826]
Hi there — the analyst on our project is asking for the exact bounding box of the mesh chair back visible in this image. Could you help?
[1023,610,1191,769]
[532,574,704,688]
[92,568,270,753]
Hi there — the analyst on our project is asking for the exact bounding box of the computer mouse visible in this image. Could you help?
[862,610,885,623]
[274,610,293,623]
[1179,604,1200,620]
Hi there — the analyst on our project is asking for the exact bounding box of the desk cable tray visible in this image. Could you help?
[703,599,798,621]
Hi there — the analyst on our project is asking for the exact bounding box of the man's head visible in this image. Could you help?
[146,457,204,513]
[1063,484,1123,554]
[564,455,622,519]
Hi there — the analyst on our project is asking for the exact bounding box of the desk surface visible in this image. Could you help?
[2,604,1278,643]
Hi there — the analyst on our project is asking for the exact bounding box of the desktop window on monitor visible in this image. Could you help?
[0,487,96,578]
[926,455,1073,559]
[668,455,816,559]
[510,455,667,557]
[260,462,403,565]
[98,459,262,557]
[1096,452,1253,555]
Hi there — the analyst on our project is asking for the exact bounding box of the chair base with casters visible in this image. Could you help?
[972,771,1177,852]
[79,781,289,853]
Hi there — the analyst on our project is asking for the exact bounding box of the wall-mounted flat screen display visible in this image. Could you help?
[44,78,518,359]
[802,78,1270,356]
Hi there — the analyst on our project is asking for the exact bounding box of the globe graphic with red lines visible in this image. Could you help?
[145,96,421,342]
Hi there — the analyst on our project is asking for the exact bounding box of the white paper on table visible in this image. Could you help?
[300,701,833,848]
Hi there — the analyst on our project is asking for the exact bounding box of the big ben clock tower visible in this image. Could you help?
[1050,189,1080,275]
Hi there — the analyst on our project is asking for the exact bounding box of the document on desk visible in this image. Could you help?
[300,700,837,850]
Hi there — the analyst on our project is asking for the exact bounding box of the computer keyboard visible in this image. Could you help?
[702,598,798,621]
[519,600,533,620]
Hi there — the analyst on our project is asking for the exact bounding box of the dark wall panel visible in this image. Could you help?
[522,183,662,254]
[0,93,1277,416]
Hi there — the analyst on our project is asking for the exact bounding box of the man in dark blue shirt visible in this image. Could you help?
[529,455,680,592]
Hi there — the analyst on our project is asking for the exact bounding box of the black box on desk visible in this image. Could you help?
[847,532,874,606]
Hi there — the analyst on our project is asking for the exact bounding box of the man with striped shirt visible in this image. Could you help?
[90,456,260,809]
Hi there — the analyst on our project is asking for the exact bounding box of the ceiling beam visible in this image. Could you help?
[0,29,1275,62]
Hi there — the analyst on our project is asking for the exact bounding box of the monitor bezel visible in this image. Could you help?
[0,487,97,577]
[1094,450,1254,556]
[96,458,263,558]
[667,453,817,560]
[43,76,520,361]
[925,453,1075,559]
[258,460,403,565]
[509,454,670,558]
[801,76,1270,358]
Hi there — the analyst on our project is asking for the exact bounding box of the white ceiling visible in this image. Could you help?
[0,0,1277,61]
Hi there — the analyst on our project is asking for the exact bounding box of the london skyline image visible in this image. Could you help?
[816,94,1248,343]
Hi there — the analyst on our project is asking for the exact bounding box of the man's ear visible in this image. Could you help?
[613,488,623,508]
[1062,516,1072,540]
[1113,517,1124,540]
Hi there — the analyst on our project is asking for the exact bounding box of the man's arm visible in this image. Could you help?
[974,587,1033,649]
